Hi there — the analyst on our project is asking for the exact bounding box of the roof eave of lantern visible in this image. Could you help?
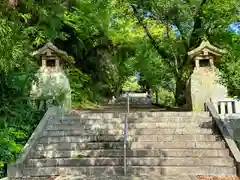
[187,40,227,59]
[30,42,68,58]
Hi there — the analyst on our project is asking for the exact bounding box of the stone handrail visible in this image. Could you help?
[212,97,240,115]
[205,101,240,176]
[123,93,130,176]
[7,106,60,179]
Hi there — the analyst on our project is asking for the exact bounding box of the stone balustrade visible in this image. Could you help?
[212,98,240,115]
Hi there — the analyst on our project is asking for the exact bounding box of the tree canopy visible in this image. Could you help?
[1,0,240,177]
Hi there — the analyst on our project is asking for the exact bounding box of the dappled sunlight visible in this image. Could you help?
[25,107,185,177]
[7,102,240,178]
[6,103,239,178]
[2,0,240,178]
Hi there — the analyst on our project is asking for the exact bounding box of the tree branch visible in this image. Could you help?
[189,0,208,47]
[172,20,189,49]
[130,4,169,59]
[150,1,189,71]
[179,0,208,70]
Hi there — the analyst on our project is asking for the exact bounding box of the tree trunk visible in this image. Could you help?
[174,76,186,106]
[155,89,159,104]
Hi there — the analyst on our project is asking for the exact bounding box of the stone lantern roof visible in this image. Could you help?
[31,42,68,59]
[188,40,227,60]
[30,42,71,69]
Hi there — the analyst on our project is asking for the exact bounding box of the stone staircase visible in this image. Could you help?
[13,111,238,179]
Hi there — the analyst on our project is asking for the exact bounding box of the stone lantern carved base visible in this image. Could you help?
[186,68,228,111]
[30,67,71,113]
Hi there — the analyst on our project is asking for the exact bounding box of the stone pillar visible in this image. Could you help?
[195,57,200,70]
[209,57,214,70]
[55,57,60,68]
[42,57,46,67]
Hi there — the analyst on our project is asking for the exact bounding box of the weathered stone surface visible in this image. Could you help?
[20,166,236,177]
[9,106,238,179]
[55,116,213,124]
[30,43,72,113]
[44,127,213,136]
[36,141,226,151]
[70,111,210,119]
[27,157,234,167]
[11,175,198,180]
[116,96,153,105]
[186,69,228,112]
[12,175,198,180]
[206,102,240,177]
[186,39,228,112]
[126,166,236,176]
[32,148,230,159]
[197,176,240,180]
[46,121,213,130]
[38,134,219,144]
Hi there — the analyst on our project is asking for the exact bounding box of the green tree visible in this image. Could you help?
[219,33,240,97]
[129,0,240,105]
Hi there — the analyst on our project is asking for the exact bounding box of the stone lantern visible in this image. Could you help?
[186,39,228,111]
[30,42,71,113]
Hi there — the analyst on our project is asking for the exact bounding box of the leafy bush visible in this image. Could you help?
[153,88,175,107]
[67,68,100,108]
[0,100,44,177]
[122,76,141,91]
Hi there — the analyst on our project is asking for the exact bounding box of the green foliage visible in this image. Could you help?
[64,0,110,39]
[219,36,240,98]
[67,68,92,107]
[153,88,175,107]
[122,76,141,91]
[0,0,240,177]
[0,19,30,73]
[134,42,175,91]
[129,0,240,104]
[19,0,67,46]
[0,94,44,177]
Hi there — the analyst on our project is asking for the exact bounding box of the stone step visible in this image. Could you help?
[27,157,235,167]
[68,111,210,119]
[130,141,226,149]
[58,116,212,124]
[53,176,239,180]
[46,121,213,130]
[43,128,213,136]
[44,128,213,136]
[32,148,230,158]
[38,134,220,144]
[14,175,240,180]
[35,141,226,151]
[12,175,200,180]
[21,166,236,176]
